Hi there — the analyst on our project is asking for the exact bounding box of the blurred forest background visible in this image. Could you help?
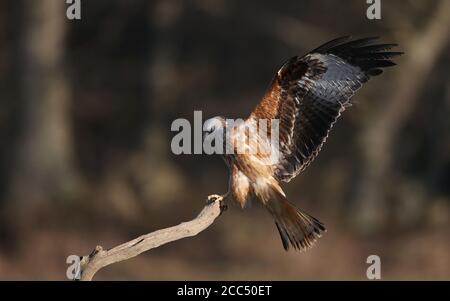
[0,0,449,280]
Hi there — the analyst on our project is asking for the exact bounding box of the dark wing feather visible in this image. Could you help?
[250,36,402,182]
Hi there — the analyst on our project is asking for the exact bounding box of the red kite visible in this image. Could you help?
[204,36,402,251]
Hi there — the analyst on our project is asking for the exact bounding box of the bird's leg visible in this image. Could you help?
[219,191,229,214]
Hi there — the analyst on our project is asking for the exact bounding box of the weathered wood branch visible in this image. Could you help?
[78,194,225,281]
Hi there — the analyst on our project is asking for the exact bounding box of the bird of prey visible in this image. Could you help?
[204,36,402,251]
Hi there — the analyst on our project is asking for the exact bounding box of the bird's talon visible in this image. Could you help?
[207,194,228,215]
[207,194,223,205]
[219,203,228,215]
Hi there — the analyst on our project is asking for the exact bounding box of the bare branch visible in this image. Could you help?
[78,194,225,281]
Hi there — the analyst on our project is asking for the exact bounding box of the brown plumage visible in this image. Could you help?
[206,36,402,251]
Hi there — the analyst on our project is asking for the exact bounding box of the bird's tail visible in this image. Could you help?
[264,188,326,251]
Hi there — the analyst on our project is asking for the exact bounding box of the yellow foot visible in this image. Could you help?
[207,194,228,214]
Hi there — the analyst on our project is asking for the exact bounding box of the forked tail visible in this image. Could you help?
[265,189,326,251]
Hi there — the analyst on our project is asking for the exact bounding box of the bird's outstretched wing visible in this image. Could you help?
[250,36,402,182]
